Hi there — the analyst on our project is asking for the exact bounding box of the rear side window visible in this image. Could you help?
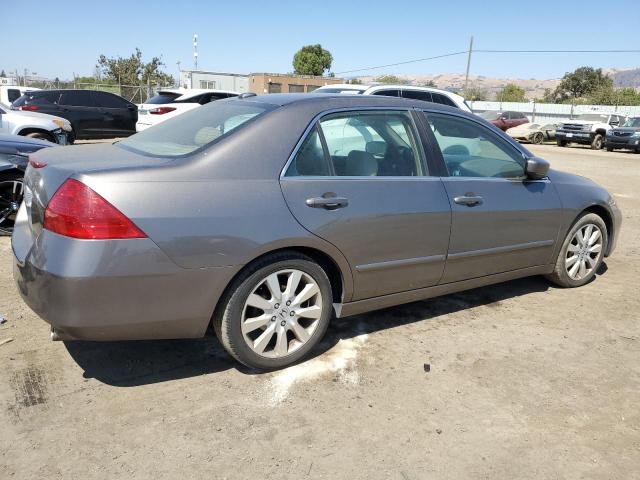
[402,90,433,102]
[7,89,22,103]
[431,93,457,108]
[13,91,60,106]
[93,91,129,108]
[285,127,330,176]
[59,91,94,107]
[371,89,400,97]
[146,93,182,104]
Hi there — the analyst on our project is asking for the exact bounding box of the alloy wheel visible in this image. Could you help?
[565,223,603,280]
[0,178,24,235]
[241,269,323,358]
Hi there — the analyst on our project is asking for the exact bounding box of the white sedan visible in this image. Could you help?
[136,89,239,131]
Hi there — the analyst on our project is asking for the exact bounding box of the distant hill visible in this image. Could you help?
[357,68,640,100]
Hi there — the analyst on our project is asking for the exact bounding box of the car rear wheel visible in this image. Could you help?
[0,171,24,236]
[213,251,333,370]
[591,134,604,150]
[557,139,568,147]
[545,213,607,288]
[531,132,545,145]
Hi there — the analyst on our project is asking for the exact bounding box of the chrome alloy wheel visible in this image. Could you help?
[241,269,323,358]
[565,223,603,280]
[0,178,24,235]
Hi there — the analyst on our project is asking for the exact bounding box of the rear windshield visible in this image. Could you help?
[146,92,182,104]
[117,101,275,157]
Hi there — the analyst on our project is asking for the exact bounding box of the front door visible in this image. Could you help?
[422,111,563,284]
[280,109,451,301]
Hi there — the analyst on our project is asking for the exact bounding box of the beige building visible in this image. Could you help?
[249,73,343,94]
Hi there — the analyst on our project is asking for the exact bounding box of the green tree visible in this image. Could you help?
[97,48,174,86]
[465,87,489,101]
[375,75,408,85]
[292,44,333,76]
[0,70,6,78]
[497,83,526,102]
[551,67,613,102]
[588,86,640,106]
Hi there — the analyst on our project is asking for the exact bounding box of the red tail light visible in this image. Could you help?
[44,179,147,240]
[18,105,39,111]
[149,107,176,115]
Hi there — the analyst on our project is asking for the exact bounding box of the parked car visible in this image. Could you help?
[477,111,529,131]
[0,134,55,234]
[12,89,138,141]
[556,113,625,150]
[313,84,472,112]
[13,94,621,369]
[0,103,71,143]
[136,89,239,131]
[605,116,640,153]
[506,122,558,144]
[0,85,41,108]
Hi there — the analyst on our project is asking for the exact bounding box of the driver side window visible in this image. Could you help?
[425,113,526,179]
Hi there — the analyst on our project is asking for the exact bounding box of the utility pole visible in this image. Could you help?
[193,34,198,70]
[23,68,28,87]
[463,36,474,98]
[176,61,181,87]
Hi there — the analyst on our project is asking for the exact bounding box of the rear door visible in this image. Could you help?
[58,91,98,138]
[280,109,451,301]
[422,110,562,283]
[92,91,137,136]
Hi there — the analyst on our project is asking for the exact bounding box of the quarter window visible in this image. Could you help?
[425,113,526,178]
[285,127,330,177]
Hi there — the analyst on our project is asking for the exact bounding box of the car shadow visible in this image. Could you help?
[65,275,555,387]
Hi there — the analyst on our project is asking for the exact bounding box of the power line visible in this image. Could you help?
[335,49,640,76]
[334,51,467,75]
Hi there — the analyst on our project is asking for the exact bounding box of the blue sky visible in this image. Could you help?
[4,0,640,81]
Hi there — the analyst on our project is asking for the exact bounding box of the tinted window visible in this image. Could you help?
[431,93,457,108]
[196,93,230,105]
[13,91,60,106]
[7,89,22,103]
[117,101,274,157]
[285,127,329,176]
[402,90,433,102]
[372,89,400,97]
[320,111,424,176]
[93,91,129,108]
[59,91,94,107]
[146,93,182,104]
[426,113,525,178]
[502,112,512,120]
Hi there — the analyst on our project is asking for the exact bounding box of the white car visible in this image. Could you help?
[0,103,71,144]
[0,85,41,109]
[556,113,625,150]
[136,88,239,131]
[313,84,472,112]
[506,122,559,144]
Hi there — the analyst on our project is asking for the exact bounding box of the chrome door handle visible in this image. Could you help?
[453,195,483,207]
[306,196,349,210]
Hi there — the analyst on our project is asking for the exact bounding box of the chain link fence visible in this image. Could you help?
[35,81,173,104]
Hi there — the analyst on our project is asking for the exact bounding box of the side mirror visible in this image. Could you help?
[525,156,550,180]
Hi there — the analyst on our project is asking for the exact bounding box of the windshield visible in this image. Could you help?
[623,117,640,128]
[118,101,275,157]
[478,111,499,120]
[575,114,609,122]
[145,92,182,104]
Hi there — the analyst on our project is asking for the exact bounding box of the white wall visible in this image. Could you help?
[468,101,640,123]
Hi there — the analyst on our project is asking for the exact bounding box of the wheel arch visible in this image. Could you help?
[580,204,614,256]
[17,128,55,142]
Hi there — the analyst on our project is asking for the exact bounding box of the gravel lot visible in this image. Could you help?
[1,144,638,479]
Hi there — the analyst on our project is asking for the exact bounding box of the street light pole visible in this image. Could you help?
[464,36,474,98]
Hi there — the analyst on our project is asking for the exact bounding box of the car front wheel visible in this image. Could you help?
[213,252,333,369]
[591,134,604,150]
[546,213,608,288]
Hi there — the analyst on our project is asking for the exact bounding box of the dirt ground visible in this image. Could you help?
[1,144,639,479]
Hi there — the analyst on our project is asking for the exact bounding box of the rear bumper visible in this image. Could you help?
[12,209,238,341]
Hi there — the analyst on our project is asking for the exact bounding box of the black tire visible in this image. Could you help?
[591,134,604,150]
[557,139,568,147]
[531,132,545,145]
[606,146,614,152]
[213,251,333,370]
[25,131,54,142]
[545,212,608,288]
[0,171,24,236]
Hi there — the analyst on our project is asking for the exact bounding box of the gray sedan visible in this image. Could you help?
[12,94,622,369]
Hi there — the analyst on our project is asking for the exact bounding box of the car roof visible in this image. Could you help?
[228,92,465,112]
[157,88,239,97]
